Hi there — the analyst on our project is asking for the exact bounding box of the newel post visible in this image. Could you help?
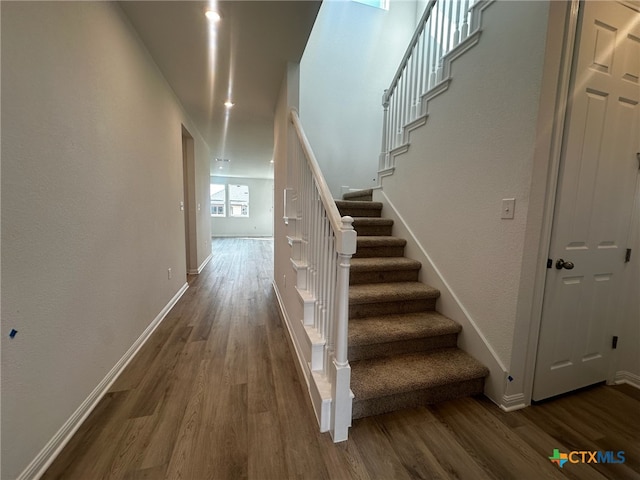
[331,216,356,442]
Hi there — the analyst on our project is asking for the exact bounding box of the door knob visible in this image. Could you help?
[555,259,574,270]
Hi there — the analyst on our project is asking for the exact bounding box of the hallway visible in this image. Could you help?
[43,239,639,479]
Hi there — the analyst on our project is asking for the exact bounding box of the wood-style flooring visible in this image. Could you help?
[43,238,640,480]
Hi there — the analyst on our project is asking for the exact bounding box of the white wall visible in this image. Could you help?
[299,0,417,196]
[380,1,551,372]
[273,63,310,390]
[1,3,211,478]
[210,176,274,237]
[616,189,640,383]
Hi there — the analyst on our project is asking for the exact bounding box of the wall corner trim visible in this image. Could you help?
[499,393,527,412]
[189,253,213,275]
[17,282,189,480]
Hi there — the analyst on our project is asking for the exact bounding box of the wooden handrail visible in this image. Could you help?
[290,109,356,255]
[383,0,437,105]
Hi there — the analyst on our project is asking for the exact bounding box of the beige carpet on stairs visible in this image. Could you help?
[337,189,489,419]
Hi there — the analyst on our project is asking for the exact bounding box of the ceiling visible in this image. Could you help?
[119,0,321,179]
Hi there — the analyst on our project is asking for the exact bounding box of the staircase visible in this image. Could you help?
[336,189,489,419]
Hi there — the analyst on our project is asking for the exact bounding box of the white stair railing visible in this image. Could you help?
[289,109,357,442]
[380,0,482,173]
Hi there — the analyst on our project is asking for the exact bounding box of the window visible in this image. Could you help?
[352,0,389,10]
[210,183,226,217]
[229,184,249,217]
[211,182,250,218]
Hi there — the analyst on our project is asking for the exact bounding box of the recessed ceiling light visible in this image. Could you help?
[205,10,221,22]
[270,159,274,164]
[224,100,234,109]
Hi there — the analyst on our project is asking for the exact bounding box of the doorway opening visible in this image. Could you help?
[182,125,198,274]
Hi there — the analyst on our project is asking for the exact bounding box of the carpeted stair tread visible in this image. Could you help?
[351,217,394,236]
[350,257,421,273]
[354,236,406,258]
[336,200,383,218]
[356,236,406,247]
[349,312,461,347]
[336,200,382,210]
[350,348,489,401]
[336,195,488,419]
[349,282,440,305]
[343,189,373,201]
[352,217,394,226]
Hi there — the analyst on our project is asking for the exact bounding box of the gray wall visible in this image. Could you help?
[1,3,211,478]
[380,0,551,370]
[299,0,417,196]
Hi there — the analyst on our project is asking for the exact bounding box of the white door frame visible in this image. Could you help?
[521,0,582,406]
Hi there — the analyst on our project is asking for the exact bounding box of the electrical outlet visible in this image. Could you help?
[168,268,172,279]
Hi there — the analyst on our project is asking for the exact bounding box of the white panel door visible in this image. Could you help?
[533,1,640,401]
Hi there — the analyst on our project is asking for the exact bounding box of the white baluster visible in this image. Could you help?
[397,75,403,138]
[413,49,420,118]
[437,2,445,82]
[325,235,336,375]
[380,91,390,171]
[399,71,405,130]
[402,71,409,131]
[442,0,449,56]
[419,22,428,98]
[430,3,440,88]
[409,52,416,120]
[315,194,322,329]
[321,213,329,340]
[461,0,470,40]
[394,85,401,147]
[388,93,394,153]
[453,0,462,46]
[426,14,434,91]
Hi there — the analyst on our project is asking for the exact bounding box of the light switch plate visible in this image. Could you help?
[502,198,515,219]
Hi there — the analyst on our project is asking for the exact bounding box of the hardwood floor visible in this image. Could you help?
[43,238,640,480]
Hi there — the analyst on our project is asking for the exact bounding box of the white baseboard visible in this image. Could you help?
[17,283,189,480]
[211,235,273,238]
[614,370,640,389]
[272,282,310,389]
[188,253,212,275]
[272,282,333,430]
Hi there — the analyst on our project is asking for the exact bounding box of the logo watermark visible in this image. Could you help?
[549,449,625,468]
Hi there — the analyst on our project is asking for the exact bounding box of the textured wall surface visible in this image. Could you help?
[1,3,210,478]
[380,1,551,368]
[300,0,417,196]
